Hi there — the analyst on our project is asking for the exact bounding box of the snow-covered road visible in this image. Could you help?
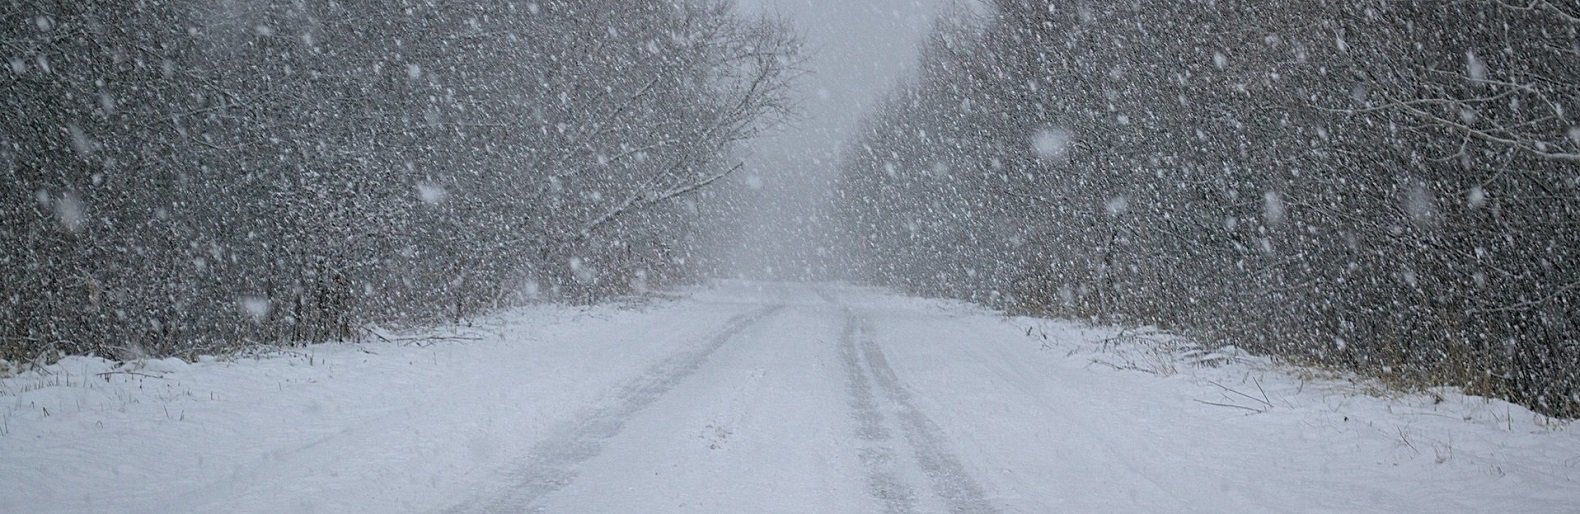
[451,288,998,513]
[4,282,1578,512]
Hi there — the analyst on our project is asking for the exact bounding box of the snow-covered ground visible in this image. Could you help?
[3,282,1577,512]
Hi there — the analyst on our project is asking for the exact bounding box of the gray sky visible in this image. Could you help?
[726,0,950,278]
[737,0,945,165]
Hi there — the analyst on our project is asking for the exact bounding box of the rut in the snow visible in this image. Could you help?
[841,310,920,514]
[449,305,783,513]
[843,310,999,514]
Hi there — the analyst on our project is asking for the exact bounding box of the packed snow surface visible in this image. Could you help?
[3,282,1577,512]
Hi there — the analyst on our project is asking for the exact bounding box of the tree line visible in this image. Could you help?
[834,0,1579,416]
[1,0,798,360]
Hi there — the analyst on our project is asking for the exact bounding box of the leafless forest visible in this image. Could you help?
[2,1,798,358]
[835,0,1579,416]
[3,0,1577,417]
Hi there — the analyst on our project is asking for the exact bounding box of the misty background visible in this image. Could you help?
[722,0,947,280]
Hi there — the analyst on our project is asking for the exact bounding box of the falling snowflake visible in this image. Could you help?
[53,192,85,233]
[1263,191,1286,226]
[1467,186,1487,209]
[1104,195,1129,217]
[417,181,447,205]
[239,296,271,322]
[1031,127,1072,161]
[1466,51,1487,82]
[569,257,598,285]
[1404,181,1436,222]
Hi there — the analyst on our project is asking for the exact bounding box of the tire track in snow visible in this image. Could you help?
[450,305,783,513]
[856,314,999,514]
[840,310,918,514]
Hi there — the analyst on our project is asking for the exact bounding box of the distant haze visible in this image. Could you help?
[725,0,949,279]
